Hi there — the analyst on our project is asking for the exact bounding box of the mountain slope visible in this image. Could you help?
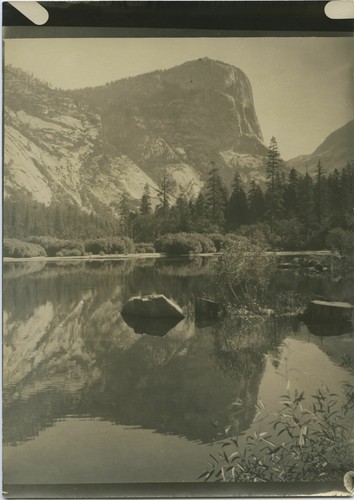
[4,66,160,214]
[4,59,269,217]
[287,120,354,174]
[71,57,268,186]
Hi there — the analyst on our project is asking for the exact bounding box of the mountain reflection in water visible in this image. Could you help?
[3,258,354,483]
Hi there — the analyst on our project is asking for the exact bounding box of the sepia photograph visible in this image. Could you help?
[3,30,354,495]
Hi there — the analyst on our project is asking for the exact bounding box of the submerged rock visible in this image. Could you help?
[121,315,182,336]
[121,294,185,319]
[195,298,225,319]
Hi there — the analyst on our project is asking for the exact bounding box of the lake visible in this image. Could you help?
[3,257,354,485]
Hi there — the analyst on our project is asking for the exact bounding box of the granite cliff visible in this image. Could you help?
[4,58,268,216]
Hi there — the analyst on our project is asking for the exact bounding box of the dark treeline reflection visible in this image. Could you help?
[3,258,353,447]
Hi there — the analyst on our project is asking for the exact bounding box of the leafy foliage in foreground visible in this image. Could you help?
[199,385,354,482]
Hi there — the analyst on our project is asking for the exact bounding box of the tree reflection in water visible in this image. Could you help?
[3,258,353,455]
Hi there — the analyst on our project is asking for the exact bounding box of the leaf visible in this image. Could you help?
[268,446,281,455]
[208,453,218,464]
[231,437,239,447]
[260,437,276,447]
[277,428,288,437]
[229,452,240,462]
[198,470,212,480]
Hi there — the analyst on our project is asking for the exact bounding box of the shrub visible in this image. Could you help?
[56,248,83,257]
[155,233,201,254]
[192,233,217,253]
[326,227,354,255]
[213,236,276,303]
[272,219,306,250]
[84,237,134,255]
[3,238,46,258]
[236,223,273,249]
[134,243,156,253]
[154,233,216,255]
[110,237,134,254]
[209,233,236,251]
[200,384,354,482]
[27,236,85,257]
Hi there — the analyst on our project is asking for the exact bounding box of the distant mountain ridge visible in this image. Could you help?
[287,120,354,174]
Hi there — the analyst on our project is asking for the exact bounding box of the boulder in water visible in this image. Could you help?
[303,300,354,323]
[121,294,185,319]
[121,314,182,336]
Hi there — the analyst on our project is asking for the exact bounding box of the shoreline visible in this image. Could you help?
[2,250,335,264]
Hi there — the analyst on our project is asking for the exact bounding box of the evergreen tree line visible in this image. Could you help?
[4,137,354,251]
[132,139,354,247]
[3,192,119,240]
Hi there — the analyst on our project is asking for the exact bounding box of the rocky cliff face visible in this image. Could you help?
[72,57,267,186]
[4,66,159,214]
[287,120,354,175]
[4,59,268,216]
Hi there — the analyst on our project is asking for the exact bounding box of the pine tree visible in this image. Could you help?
[265,137,284,231]
[119,193,130,236]
[194,192,207,219]
[54,205,65,237]
[284,168,299,218]
[313,160,327,227]
[248,180,265,224]
[206,162,227,229]
[156,169,171,233]
[296,166,315,239]
[175,194,191,232]
[339,162,354,227]
[226,172,248,230]
[327,168,343,227]
[190,192,210,232]
[140,184,152,215]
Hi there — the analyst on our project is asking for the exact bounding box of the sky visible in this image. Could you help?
[4,37,353,159]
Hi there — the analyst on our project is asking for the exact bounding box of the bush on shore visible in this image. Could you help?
[134,242,156,253]
[154,233,216,255]
[4,238,47,258]
[27,236,85,257]
[209,233,238,251]
[84,237,134,255]
[326,227,354,255]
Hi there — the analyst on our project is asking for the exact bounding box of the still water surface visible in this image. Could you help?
[3,257,354,483]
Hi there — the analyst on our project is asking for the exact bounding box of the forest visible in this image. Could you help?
[4,137,354,256]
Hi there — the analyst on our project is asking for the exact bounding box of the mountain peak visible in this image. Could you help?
[4,58,268,216]
[162,57,247,86]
